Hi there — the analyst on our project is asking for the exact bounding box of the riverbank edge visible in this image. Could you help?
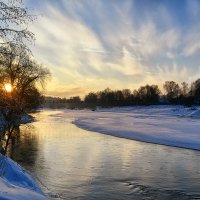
[0,153,47,199]
[0,114,48,200]
[72,106,200,151]
[0,113,34,134]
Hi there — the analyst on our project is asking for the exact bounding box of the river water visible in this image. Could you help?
[7,109,200,200]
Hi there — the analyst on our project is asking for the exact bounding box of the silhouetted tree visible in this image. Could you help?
[179,82,193,106]
[132,89,140,105]
[163,81,180,104]
[97,88,115,107]
[191,79,200,104]
[0,44,50,154]
[114,90,124,106]
[0,44,50,111]
[181,82,189,97]
[137,85,160,105]
[68,96,81,103]
[84,92,98,106]
[67,78,200,109]
[23,87,44,110]
[122,89,132,106]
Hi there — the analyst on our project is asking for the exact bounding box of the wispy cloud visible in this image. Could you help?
[26,0,200,97]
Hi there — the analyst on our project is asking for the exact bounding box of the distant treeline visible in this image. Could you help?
[44,79,200,109]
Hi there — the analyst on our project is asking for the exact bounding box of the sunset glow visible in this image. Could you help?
[4,83,12,93]
[24,0,200,97]
[1,1,200,199]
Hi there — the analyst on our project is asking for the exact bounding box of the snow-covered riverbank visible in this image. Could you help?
[0,113,33,134]
[59,105,200,150]
[0,154,47,200]
[0,114,46,200]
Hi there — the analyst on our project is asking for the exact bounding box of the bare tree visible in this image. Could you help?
[0,1,49,155]
[181,82,189,97]
[163,81,180,104]
[191,79,200,104]
[0,44,50,154]
[137,85,161,105]
[0,0,35,46]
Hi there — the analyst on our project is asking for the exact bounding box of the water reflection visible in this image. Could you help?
[7,125,39,170]
[10,110,200,200]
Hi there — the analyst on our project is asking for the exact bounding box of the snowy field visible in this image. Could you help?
[60,105,200,151]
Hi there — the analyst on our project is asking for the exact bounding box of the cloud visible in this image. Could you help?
[30,3,148,96]
[26,0,200,97]
[46,86,87,98]
[150,63,200,87]
[186,0,200,19]
[182,26,200,56]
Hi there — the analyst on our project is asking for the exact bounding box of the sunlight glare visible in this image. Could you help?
[5,83,12,92]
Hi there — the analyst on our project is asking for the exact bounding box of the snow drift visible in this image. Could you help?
[0,154,47,200]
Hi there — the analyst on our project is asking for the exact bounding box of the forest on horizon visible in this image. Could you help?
[44,79,200,109]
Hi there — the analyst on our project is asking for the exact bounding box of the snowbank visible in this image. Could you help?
[0,113,33,135]
[0,154,47,200]
[61,106,200,150]
[0,113,46,199]
[187,109,200,118]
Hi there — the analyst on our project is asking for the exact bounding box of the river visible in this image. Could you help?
[7,109,200,200]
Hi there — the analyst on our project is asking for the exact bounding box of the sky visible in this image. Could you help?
[24,0,200,98]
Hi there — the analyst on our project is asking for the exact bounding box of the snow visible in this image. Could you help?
[0,113,33,135]
[0,105,200,199]
[60,105,200,150]
[0,154,47,200]
[187,109,200,118]
[0,113,45,199]
[0,114,46,199]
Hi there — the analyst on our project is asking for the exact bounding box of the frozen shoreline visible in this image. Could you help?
[0,113,33,135]
[64,105,200,151]
[0,114,46,200]
[0,154,47,200]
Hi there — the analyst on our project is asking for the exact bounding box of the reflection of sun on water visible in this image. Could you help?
[4,83,12,92]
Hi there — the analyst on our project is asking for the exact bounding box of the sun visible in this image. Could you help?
[4,83,12,92]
